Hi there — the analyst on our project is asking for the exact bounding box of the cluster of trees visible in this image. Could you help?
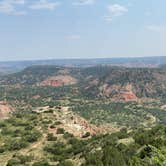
[0,111,41,153]
[40,125,166,166]
[82,126,166,166]
[0,107,165,165]
[72,102,157,127]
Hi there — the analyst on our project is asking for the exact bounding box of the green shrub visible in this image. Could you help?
[57,128,65,134]
[54,121,62,125]
[16,154,33,164]
[47,133,57,141]
[82,132,90,138]
[24,130,41,143]
[32,160,50,166]
[7,139,28,151]
[0,121,6,127]
[49,124,56,129]
[7,159,20,166]
[0,147,5,153]
[63,132,74,139]
[57,160,74,166]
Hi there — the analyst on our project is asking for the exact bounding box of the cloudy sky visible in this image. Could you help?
[0,0,166,61]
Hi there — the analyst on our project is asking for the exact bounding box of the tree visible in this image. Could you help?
[102,146,126,166]
[47,133,57,141]
[32,160,50,166]
[57,160,74,166]
[57,128,65,134]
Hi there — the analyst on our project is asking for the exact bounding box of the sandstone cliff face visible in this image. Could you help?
[120,91,137,102]
[120,84,138,101]
[39,75,77,87]
[98,83,138,101]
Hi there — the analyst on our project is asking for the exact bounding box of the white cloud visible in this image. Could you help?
[29,0,60,10]
[66,35,81,40]
[105,4,128,22]
[73,0,95,6]
[145,25,163,32]
[0,0,61,15]
[108,4,128,16]
[0,0,26,15]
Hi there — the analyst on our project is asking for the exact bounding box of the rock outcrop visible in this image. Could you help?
[35,106,117,138]
[39,75,77,87]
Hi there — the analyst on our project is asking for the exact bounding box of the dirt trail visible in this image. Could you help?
[20,132,47,155]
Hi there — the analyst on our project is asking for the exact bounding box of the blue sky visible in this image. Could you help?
[0,0,166,61]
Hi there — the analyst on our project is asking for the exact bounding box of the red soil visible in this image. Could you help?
[121,91,138,102]
[39,75,77,87]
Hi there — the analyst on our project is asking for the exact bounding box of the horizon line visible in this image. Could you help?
[0,55,166,63]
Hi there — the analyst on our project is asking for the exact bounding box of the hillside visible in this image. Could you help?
[0,65,166,165]
[81,66,166,99]
[0,108,165,166]
[0,65,165,128]
[1,65,166,100]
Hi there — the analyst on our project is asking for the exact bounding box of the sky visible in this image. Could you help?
[0,0,166,61]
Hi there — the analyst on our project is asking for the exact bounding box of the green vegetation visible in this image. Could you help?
[0,111,41,153]
[0,65,166,165]
[1,65,166,100]
[0,108,165,166]
[72,101,166,127]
